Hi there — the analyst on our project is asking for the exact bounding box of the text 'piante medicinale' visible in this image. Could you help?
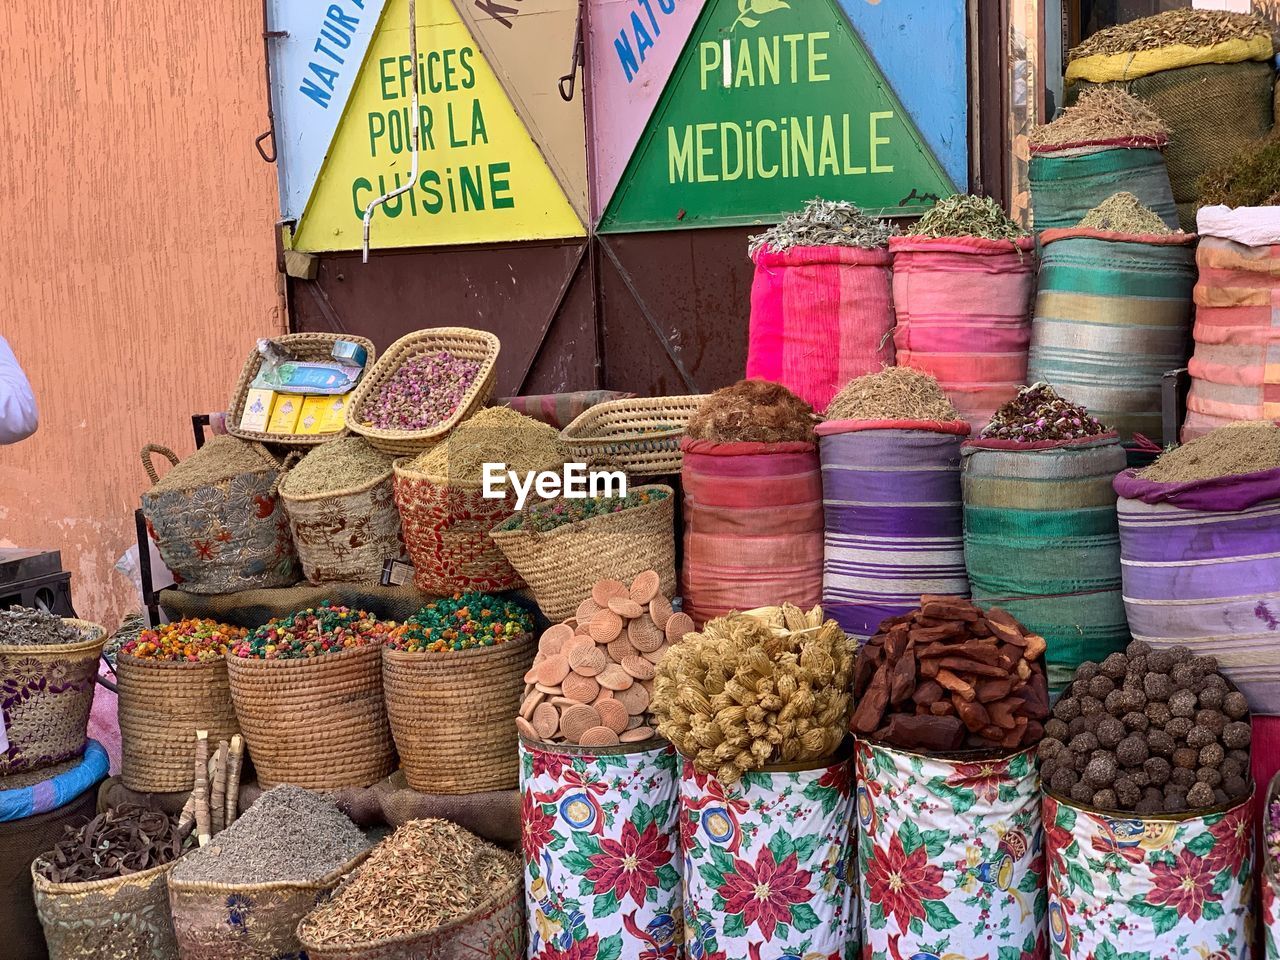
[666,31,897,185]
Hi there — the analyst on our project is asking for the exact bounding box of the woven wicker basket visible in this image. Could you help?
[0,619,105,776]
[560,395,706,475]
[32,859,179,960]
[225,644,394,790]
[346,328,500,455]
[226,332,376,446]
[279,462,402,584]
[297,865,524,959]
[383,633,534,794]
[116,654,239,793]
[490,484,677,622]
[168,850,370,960]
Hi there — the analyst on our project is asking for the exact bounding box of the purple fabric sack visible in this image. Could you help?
[1113,466,1280,512]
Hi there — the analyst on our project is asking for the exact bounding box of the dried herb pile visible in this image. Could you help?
[1030,88,1170,147]
[386,592,534,653]
[1138,422,1280,483]
[359,350,481,432]
[906,194,1028,241]
[979,383,1109,442]
[652,607,854,784]
[749,198,897,257]
[1068,9,1271,61]
[0,607,89,647]
[36,805,189,883]
[1198,131,1280,208]
[171,785,368,885]
[825,367,959,422]
[281,437,395,497]
[408,406,562,484]
[121,618,246,662]
[232,603,395,659]
[298,819,519,946]
[500,488,670,534]
[1076,192,1172,234]
[149,436,277,492]
[686,379,816,443]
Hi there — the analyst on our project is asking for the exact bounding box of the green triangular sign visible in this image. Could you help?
[600,0,957,232]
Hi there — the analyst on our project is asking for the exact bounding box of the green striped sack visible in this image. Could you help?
[962,436,1129,692]
[1027,228,1197,444]
[1029,144,1178,232]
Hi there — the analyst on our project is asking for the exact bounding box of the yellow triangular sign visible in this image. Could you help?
[294,0,585,252]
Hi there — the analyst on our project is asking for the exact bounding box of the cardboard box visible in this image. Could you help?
[239,388,275,433]
[266,394,302,434]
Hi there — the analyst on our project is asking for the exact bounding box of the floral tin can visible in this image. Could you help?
[1043,790,1254,960]
[1265,771,1280,960]
[679,750,858,960]
[520,737,683,960]
[855,740,1046,960]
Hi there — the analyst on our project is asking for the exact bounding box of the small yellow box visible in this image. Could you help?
[296,395,347,435]
[239,388,275,433]
[318,394,349,433]
[266,394,303,434]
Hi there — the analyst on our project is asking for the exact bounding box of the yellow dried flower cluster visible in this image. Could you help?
[652,611,854,784]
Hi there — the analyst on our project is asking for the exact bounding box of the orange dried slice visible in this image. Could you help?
[642,642,670,665]
[598,664,634,692]
[597,698,630,734]
[628,614,664,653]
[560,704,602,743]
[579,726,621,747]
[520,691,544,721]
[615,683,650,716]
[562,672,600,704]
[540,624,573,654]
[569,646,608,677]
[588,610,623,644]
[622,656,655,680]
[564,635,597,660]
[535,654,571,686]
[532,702,560,740]
[630,570,661,605]
[620,726,655,743]
[608,597,644,619]
[576,598,602,622]
[665,612,695,644]
[648,595,673,628]
[515,716,540,740]
[591,579,627,607]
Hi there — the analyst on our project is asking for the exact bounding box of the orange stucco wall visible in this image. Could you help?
[0,3,284,628]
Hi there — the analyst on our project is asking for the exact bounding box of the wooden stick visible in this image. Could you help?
[194,730,211,847]
[209,740,229,835]
[225,735,244,826]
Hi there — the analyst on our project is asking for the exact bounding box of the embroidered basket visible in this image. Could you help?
[32,859,180,960]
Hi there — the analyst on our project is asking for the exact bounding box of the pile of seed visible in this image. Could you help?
[1138,421,1280,483]
[906,194,1029,241]
[359,350,481,432]
[298,819,518,946]
[686,379,816,443]
[387,592,534,653]
[281,437,395,497]
[232,604,396,659]
[149,436,277,492]
[0,607,88,647]
[171,785,368,885]
[408,406,562,484]
[1077,192,1172,234]
[500,487,671,535]
[1198,131,1280,208]
[120,618,246,662]
[1069,8,1271,62]
[979,383,1109,442]
[1039,640,1251,814]
[653,608,854,784]
[36,805,189,883]
[749,198,897,257]
[825,367,959,422]
[1030,88,1170,147]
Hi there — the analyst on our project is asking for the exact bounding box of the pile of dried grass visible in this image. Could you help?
[825,367,959,422]
[1197,131,1280,208]
[687,380,816,443]
[1031,88,1170,147]
[1068,8,1271,61]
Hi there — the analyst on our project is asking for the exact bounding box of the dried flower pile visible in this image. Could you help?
[500,487,670,534]
[1068,8,1271,61]
[1030,88,1170,147]
[408,406,562,483]
[359,350,481,431]
[851,598,1049,753]
[1138,422,1280,483]
[686,379,816,443]
[906,194,1029,241]
[232,604,395,659]
[1076,191,1172,234]
[979,383,1109,442]
[120,619,246,662]
[35,805,190,883]
[280,437,395,496]
[825,366,959,422]
[748,198,897,257]
[652,607,854,784]
[517,571,681,746]
[387,592,534,653]
[0,607,89,647]
[1040,641,1251,814]
[298,819,519,946]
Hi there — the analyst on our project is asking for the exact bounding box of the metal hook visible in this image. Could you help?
[558,0,585,102]
[256,0,286,163]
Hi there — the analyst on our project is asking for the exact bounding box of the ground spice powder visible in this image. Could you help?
[824,367,959,422]
[1138,422,1280,483]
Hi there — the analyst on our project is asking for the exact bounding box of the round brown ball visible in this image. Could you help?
[1163,785,1188,813]
[1169,689,1197,718]
[1144,674,1173,702]
[1116,735,1148,768]
[1146,702,1172,728]
[1146,649,1174,674]
[1050,767,1078,794]
[1147,729,1175,758]
[1084,755,1118,789]
[1186,782,1215,809]
[1070,732,1099,755]
[1195,709,1227,736]
[1170,766,1197,789]
[1045,718,1069,741]
[1092,789,1118,810]
[1185,725,1217,750]
[1054,697,1081,722]
[1223,775,1248,800]
[1223,692,1249,721]
[1165,717,1194,740]
[1222,721,1252,750]
[1197,687,1225,711]
[1126,639,1152,658]
[1087,675,1115,699]
[1199,743,1225,769]
[1114,776,1140,809]
[1101,653,1128,679]
[1196,767,1223,788]
[1074,662,1100,684]
[1070,781,1095,804]
[1096,716,1125,750]
[1079,696,1104,717]
[1143,756,1171,786]
[1122,711,1149,733]
[1173,747,1199,770]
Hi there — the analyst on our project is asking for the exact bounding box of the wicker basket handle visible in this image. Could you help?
[270,450,304,498]
[140,444,180,485]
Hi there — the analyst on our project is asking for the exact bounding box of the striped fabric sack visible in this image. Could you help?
[817,420,970,639]
[1028,228,1197,444]
[890,236,1036,434]
[1029,140,1178,231]
[962,435,1129,692]
[1184,207,1280,440]
[497,391,636,430]
[680,438,823,626]
[1115,465,1280,711]
[746,245,894,413]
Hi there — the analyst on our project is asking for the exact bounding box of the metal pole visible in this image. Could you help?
[362,0,419,263]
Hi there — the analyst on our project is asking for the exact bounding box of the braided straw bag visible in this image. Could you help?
[383,633,534,794]
[32,859,179,960]
[0,619,105,776]
[560,395,706,475]
[116,654,239,793]
[225,644,394,790]
[489,484,676,622]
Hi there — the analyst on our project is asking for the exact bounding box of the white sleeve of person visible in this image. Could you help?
[0,335,37,445]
